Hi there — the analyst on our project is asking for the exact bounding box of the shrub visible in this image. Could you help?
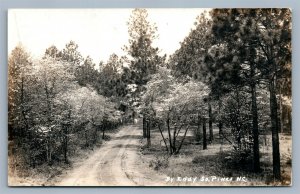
[149,155,169,170]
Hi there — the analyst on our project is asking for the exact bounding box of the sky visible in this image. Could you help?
[8,9,208,64]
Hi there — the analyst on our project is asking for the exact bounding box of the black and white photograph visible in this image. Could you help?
[7,8,292,186]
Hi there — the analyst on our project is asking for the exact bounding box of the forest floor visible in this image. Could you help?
[8,126,118,186]
[139,127,292,186]
[8,122,292,186]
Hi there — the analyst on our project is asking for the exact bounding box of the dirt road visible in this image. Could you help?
[54,124,165,186]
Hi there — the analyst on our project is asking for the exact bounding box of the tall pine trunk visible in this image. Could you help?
[208,99,213,142]
[269,79,281,180]
[250,62,260,172]
[143,117,147,138]
[235,89,242,150]
[218,99,223,137]
[203,118,207,150]
[251,82,260,172]
[278,86,284,133]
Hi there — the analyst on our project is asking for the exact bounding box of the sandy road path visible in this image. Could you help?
[54,124,165,186]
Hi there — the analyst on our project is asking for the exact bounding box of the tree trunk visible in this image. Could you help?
[269,79,281,180]
[175,126,189,154]
[94,126,98,144]
[85,129,88,147]
[158,124,169,152]
[203,118,207,150]
[208,100,213,142]
[46,139,49,163]
[251,82,260,172]
[44,80,52,124]
[218,99,223,137]
[196,113,201,142]
[143,117,147,138]
[63,126,69,164]
[145,120,148,139]
[20,77,29,137]
[278,86,284,133]
[235,89,242,150]
[287,108,292,133]
[46,136,52,164]
[132,111,135,124]
[147,119,151,147]
[166,117,173,154]
[102,128,105,139]
[8,124,14,141]
[173,123,177,152]
[49,138,52,162]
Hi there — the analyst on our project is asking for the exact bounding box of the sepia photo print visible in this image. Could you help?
[8,8,292,186]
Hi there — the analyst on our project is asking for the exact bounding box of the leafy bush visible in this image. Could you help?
[223,149,253,171]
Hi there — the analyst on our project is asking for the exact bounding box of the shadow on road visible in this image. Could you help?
[112,144,140,149]
[113,135,142,140]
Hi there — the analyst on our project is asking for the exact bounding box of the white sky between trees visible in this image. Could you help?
[8,9,209,65]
